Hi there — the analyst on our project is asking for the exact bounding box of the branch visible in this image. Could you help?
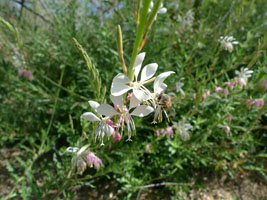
[14,0,51,23]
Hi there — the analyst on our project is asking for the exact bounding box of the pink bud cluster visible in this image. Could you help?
[106,119,122,142]
[154,126,174,137]
[71,150,103,175]
[202,90,210,100]
[215,86,229,97]
[85,152,103,169]
[246,98,264,109]
[18,69,33,81]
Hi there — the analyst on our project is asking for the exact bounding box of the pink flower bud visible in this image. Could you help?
[154,129,160,137]
[106,119,114,127]
[224,88,229,97]
[225,42,233,52]
[112,132,122,142]
[166,126,173,137]
[160,128,165,134]
[202,93,207,100]
[114,104,119,111]
[215,87,223,93]
[254,99,264,108]
[127,92,133,101]
[205,90,210,96]
[238,78,246,87]
[223,126,230,136]
[145,144,150,152]
[226,81,236,88]
[85,152,103,169]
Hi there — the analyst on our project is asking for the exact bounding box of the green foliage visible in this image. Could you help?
[0,0,266,199]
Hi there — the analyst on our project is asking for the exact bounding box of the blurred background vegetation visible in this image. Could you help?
[0,0,266,199]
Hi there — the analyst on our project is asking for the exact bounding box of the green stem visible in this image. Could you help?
[41,73,88,100]
[128,0,151,80]
[39,68,65,154]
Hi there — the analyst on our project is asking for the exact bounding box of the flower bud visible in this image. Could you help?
[215,87,223,93]
[254,99,264,108]
[117,25,123,55]
[145,144,150,152]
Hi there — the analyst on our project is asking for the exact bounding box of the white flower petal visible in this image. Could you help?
[111,73,131,96]
[158,7,167,14]
[134,52,146,80]
[140,63,158,82]
[131,105,154,117]
[88,100,100,111]
[129,93,141,110]
[103,124,114,137]
[110,94,124,108]
[154,71,175,94]
[133,88,150,101]
[96,104,118,117]
[81,112,100,122]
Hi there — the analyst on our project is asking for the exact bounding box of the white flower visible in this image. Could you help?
[173,119,193,141]
[177,10,194,32]
[152,71,175,123]
[175,77,185,96]
[111,52,158,102]
[219,36,239,53]
[96,94,154,140]
[235,67,253,87]
[149,1,167,15]
[81,101,114,145]
[153,71,175,95]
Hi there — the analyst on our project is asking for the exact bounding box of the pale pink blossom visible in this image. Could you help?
[254,99,264,108]
[68,146,103,174]
[235,67,253,87]
[106,119,115,127]
[205,90,210,96]
[166,126,173,137]
[226,81,236,89]
[223,125,230,136]
[202,93,207,100]
[224,88,229,97]
[160,128,165,134]
[112,132,122,142]
[85,152,103,169]
[219,36,238,53]
[192,93,197,99]
[127,92,133,101]
[154,129,160,137]
[145,144,150,152]
[215,87,224,93]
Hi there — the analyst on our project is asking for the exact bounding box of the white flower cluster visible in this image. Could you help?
[173,119,193,141]
[235,67,253,87]
[81,52,175,144]
[219,36,239,53]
